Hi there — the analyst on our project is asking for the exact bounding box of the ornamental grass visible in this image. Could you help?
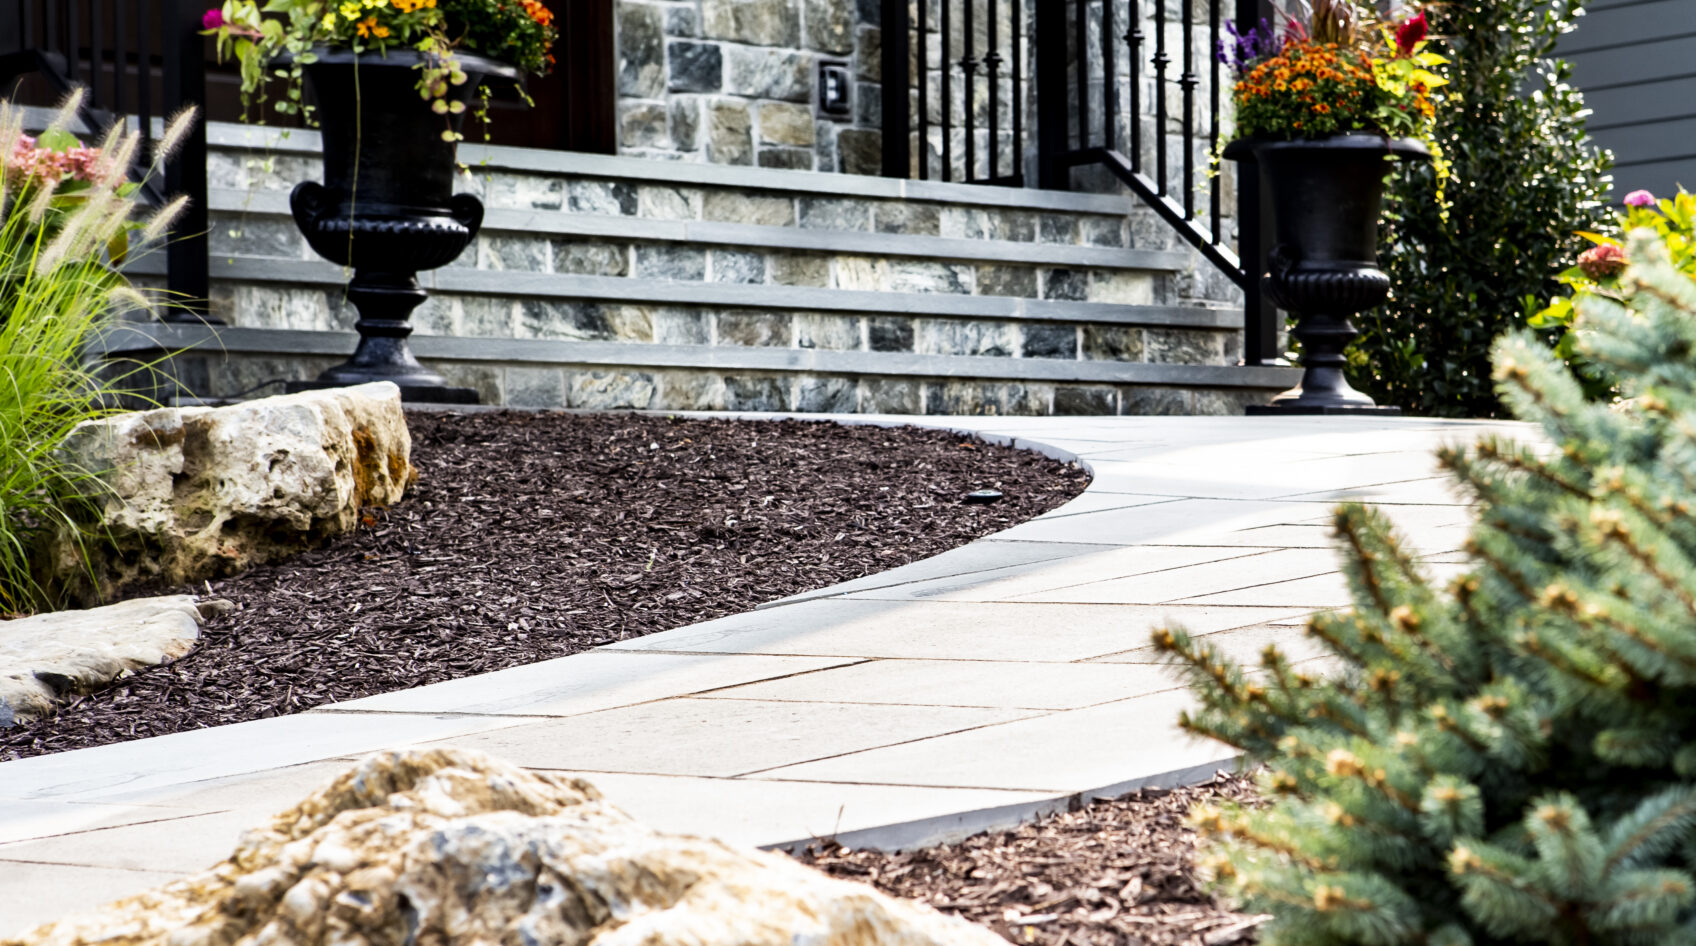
[0,95,190,612]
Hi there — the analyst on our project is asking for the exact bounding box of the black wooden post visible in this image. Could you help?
[161,0,211,320]
[1034,0,1069,190]
[881,0,911,178]
[1236,0,1278,365]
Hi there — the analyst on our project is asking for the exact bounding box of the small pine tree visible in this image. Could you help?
[1160,229,1696,945]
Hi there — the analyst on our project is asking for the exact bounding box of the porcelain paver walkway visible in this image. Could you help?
[0,414,1527,933]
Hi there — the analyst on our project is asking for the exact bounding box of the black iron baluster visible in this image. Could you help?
[1153,0,1169,195]
[1126,4,1142,172]
[961,0,976,181]
[91,0,105,111]
[941,0,952,181]
[137,0,152,164]
[1102,0,1115,149]
[1180,0,1196,218]
[65,0,78,81]
[114,0,128,120]
[44,0,58,74]
[985,0,1001,180]
[1209,0,1222,241]
[161,0,210,316]
[918,0,929,179]
[1012,0,1023,180]
[881,0,911,178]
[1073,0,1088,148]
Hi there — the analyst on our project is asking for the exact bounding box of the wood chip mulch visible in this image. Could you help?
[0,410,1088,760]
[794,775,1268,946]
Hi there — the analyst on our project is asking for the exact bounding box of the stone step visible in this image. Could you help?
[101,324,1297,417]
[121,123,1280,416]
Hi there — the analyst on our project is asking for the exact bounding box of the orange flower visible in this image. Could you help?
[521,0,554,25]
[355,16,389,38]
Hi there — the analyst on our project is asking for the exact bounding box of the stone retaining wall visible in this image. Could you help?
[615,0,884,172]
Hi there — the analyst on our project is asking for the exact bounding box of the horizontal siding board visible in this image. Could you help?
[1560,1,1696,54]
[1591,116,1696,165]
[1565,36,1694,90]
[1583,76,1696,130]
[1607,157,1696,198]
[1563,10,1696,199]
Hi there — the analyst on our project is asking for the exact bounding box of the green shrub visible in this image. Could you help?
[0,97,189,612]
[1528,189,1696,402]
[1348,0,1612,419]
[1159,227,1696,943]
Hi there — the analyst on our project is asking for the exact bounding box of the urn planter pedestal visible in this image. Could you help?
[284,50,519,404]
[1226,134,1430,415]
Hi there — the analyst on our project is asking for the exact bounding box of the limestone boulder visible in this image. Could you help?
[0,595,216,726]
[47,383,414,598]
[7,748,1007,946]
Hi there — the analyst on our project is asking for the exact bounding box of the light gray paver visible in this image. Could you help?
[326,651,860,716]
[0,863,185,936]
[426,698,1037,778]
[0,414,1530,933]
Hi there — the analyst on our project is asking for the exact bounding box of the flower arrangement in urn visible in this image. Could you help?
[202,0,557,134]
[1218,1,1450,415]
[1221,0,1448,171]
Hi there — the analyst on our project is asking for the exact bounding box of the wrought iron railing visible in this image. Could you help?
[0,0,210,315]
[882,0,1281,366]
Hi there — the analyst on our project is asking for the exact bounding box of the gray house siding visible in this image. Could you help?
[1561,0,1696,199]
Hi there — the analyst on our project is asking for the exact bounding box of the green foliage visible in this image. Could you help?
[1350,0,1612,418]
[0,98,180,612]
[1159,228,1696,943]
[1528,189,1696,402]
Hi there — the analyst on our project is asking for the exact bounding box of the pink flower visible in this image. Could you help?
[1395,11,1428,56]
[1578,244,1627,280]
[202,8,224,30]
[1624,189,1656,207]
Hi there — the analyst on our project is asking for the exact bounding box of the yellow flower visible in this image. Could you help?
[339,1,360,17]
[363,0,388,7]
[320,11,336,28]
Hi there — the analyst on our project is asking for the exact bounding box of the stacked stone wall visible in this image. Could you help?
[615,0,885,173]
[133,129,1296,417]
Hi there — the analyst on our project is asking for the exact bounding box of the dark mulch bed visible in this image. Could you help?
[1,411,1087,760]
[796,775,1267,946]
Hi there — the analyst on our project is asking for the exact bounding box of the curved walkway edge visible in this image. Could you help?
[0,413,1528,933]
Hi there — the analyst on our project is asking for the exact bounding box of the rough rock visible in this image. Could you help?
[48,383,413,599]
[0,595,212,726]
[7,748,1009,946]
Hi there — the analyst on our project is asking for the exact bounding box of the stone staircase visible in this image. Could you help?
[114,121,1296,415]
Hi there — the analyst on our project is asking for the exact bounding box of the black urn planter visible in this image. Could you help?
[1226,134,1429,415]
[285,49,519,404]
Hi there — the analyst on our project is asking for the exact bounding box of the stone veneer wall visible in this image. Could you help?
[616,0,885,173]
[108,123,1297,416]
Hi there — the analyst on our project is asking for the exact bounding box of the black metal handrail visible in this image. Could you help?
[0,0,210,316]
[882,0,1281,367]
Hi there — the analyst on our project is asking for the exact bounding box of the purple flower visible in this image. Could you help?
[1216,18,1284,73]
[202,8,224,30]
[1624,189,1656,207]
